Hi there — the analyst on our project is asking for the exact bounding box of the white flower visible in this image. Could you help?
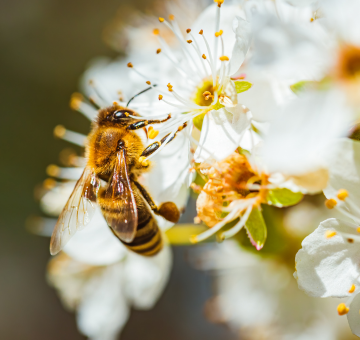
[294,139,360,335]
[48,246,172,340]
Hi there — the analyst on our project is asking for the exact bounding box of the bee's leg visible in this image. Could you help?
[140,122,188,158]
[127,114,172,130]
[133,181,180,223]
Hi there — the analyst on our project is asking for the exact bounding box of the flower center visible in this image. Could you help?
[193,78,216,106]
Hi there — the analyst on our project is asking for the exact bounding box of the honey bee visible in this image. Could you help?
[50,102,187,257]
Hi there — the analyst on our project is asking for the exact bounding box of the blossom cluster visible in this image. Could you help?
[35,0,360,338]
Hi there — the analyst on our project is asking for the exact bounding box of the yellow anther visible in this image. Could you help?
[199,29,203,35]
[349,284,356,293]
[153,28,160,35]
[159,17,164,22]
[46,164,60,177]
[219,55,229,61]
[156,48,161,54]
[337,189,348,201]
[325,230,337,239]
[187,40,192,44]
[190,235,198,244]
[325,198,337,209]
[357,227,360,233]
[146,81,151,85]
[310,18,314,22]
[69,92,83,110]
[139,156,149,167]
[148,129,159,139]
[53,125,66,138]
[169,14,174,21]
[158,94,163,100]
[43,178,57,190]
[127,62,133,68]
[202,54,206,59]
[215,29,223,37]
[214,0,224,7]
[112,101,118,106]
[167,83,173,92]
[337,303,349,315]
[348,238,354,243]
[186,28,191,34]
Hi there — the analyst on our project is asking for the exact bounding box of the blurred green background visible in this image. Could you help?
[0,0,234,339]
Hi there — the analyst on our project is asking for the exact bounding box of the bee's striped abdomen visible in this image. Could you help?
[120,215,163,256]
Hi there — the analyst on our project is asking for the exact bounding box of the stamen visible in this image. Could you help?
[357,227,360,233]
[215,30,223,37]
[153,28,160,35]
[214,4,222,72]
[169,14,175,21]
[187,40,193,44]
[70,93,97,120]
[337,189,349,200]
[156,48,161,54]
[337,303,350,315]
[159,94,163,100]
[349,284,356,293]
[188,32,209,77]
[148,128,159,139]
[127,62,133,68]
[325,230,337,238]
[202,54,207,59]
[186,28,191,34]
[146,81,151,85]
[54,125,87,146]
[200,31,216,87]
[139,156,149,167]
[158,17,165,22]
[214,0,224,7]
[325,198,337,209]
[46,165,83,180]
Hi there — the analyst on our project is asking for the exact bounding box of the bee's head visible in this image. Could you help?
[96,104,138,127]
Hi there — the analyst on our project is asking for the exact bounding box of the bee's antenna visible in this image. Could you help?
[126,84,158,107]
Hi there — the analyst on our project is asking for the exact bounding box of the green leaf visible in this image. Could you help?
[234,81,252,93]
[245,207,267,250]
[290,80,317,94]
[193,113,206,130]
[212,101,225,110]
[266,188,303,207]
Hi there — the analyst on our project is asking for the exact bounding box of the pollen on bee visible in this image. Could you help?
[187,40,193,44]
[158,94,163,100]
[169,14,174,20]
[148,129,159,139]
[124,112,129,117]
[325,198,337,209]
[159,17,164,23]
[54,125,66,138]
[199,29,203,35]
[127,62,133,68]
[215,30,223,37]
[46,164,60,177]
[202,54,207,59]
[139,156,149,167]
[349,284,356,293]
[337,303,350,315]
[69,92,83,110]
[146,81,151,85]
[325,230,337,239]
[337,189,348,201]
[153,28,160,35]
[156,48,161,54]
[219,55,229,61]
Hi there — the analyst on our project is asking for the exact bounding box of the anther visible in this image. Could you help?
[325,230,337,238]
[325,198,337,209]
[159,17,164,23]
[199,29,203,35]
[187,40,192,44]
[70,93,83,110]
[190,235,198,244]
[215,30,223,37]
[337,189,348,201]
[158,95,163,100]
[349,284,356,293]
[153,28,160,35]
[148,129,159,139]
[186,28,191,34]
[46,164,60,177]
[167,83,173,92]
[139,156,149,167]
[219,56,229,61]
[43,178,57,190]
[54,125,66,138]
[214,0,224,7]
[310,18,314,22]
[357,227,360,233]
[348,238,354,243]
[202,54,207,59]
[127,62,133,68]
[169,14,174,20]
[146,81,151,85]
[156,48,161,54]
[337,303,349,315]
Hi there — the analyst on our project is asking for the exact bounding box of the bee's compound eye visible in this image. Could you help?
[113,110,130,120]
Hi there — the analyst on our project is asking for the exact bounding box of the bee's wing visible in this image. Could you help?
[103,149,138,243]
[50,167,100,255]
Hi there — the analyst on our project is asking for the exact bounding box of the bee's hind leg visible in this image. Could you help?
[133,181,180,223]
[126,114,172,130]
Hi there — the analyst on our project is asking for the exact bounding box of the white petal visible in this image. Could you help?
[324,139,360,219]
[124,245,172,309]
[294,218,360,298]
[348,292,360,337]
[194,107,250,162]
[63,208,127,266]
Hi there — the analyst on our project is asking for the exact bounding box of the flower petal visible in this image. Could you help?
[348,292,360,337]
[194,107,250,162]
[294,218,360,298]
